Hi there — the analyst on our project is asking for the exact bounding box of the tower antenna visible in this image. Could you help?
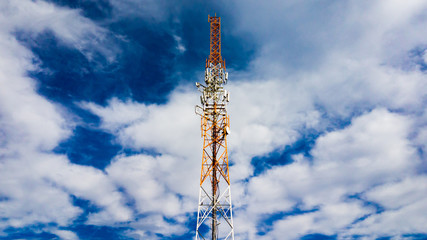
[195,15,234,240]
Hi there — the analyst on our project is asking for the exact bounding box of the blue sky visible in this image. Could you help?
[1,0,427,239]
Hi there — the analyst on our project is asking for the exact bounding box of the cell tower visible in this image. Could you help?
[195,15,234,240]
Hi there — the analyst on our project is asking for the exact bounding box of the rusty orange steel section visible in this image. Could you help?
[199,105,230,186]
[207,15,225,69]
[199,15,230,187]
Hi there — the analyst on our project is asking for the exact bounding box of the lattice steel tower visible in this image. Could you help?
[195,15,234,240]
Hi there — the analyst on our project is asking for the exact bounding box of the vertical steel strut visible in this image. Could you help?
[195,15,234,240]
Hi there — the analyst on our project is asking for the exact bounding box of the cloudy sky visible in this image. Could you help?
[1,0,427,239]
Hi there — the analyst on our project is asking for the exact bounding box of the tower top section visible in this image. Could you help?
[207,15,225,69]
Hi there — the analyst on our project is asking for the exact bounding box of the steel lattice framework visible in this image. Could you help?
[195,15,234,240]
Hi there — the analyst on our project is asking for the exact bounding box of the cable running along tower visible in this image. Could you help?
[195,15,234,240]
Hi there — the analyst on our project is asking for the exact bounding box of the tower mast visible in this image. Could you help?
[195,15,234,240]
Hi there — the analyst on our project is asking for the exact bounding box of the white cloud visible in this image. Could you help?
[0,0,120,63]
[106,153,195,217]
[51,229,79,240]
[0,1,81,229]
[0,152,133,228]
[124,214,188,240]
[173,35,186,53]
[81,98,150,131]
[40,155,133,225]
[365,175,427,210]
[345,176,427,238]
[81,90,204,207]
[0,160,82,229]
[0,0,130,233]
[346,199,427,238]
[0,34,70,154]
[261,201,371,240]
[227,0,427,121]
[233,109,424,239]
[310,109,418,196]
[82,88,200,158]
